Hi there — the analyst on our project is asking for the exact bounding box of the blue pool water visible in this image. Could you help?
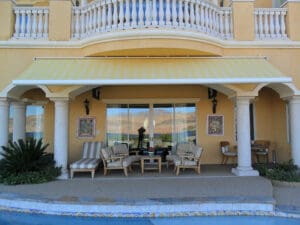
[0,211,300,225]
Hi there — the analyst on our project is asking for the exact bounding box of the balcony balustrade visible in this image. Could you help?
[71,0,233,40]
[13,7,49,39]
[254,8,287,40]
[9,1,291,41]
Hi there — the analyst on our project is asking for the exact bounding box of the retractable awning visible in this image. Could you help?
[13,57,292,85]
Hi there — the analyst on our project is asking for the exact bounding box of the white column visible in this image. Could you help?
[288,96,300,167]
[12,102,26,142]
[0,99,9,159]
[232,97,259,176]
[53,98,69,179]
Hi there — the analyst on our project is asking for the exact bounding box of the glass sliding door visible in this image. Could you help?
[106,104,129,147]
[106,102,196,149]
[128,104,149,149]
[175,103,196,144]
[106,104,150,148]
[153,104,174,148]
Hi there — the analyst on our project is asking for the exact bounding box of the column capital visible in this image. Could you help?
[235,96,255,104]
[11,101,26,107]
[50,97,69,102]
[0,97,9,106]
[283,95,300,103]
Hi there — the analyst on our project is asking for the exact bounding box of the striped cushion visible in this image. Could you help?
[82,142,102,159]
[70,158,100,169]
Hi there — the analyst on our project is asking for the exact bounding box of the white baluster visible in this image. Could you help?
[208,6,213,33]
[93,5,97,33]
[43,9,48,38]
[74,9,80,38]
[138,0,144,27]
[152,0,158,26]
[224,9,229,38]
[119,0,124,29]
[200,3,204,31]
[89,7,93,34]
[14,9,20,38]
[145,0,151,26]
[85,9,89,34]
[102,3,107,31]
[280,10,286,38]
[125,0,130,28]
[113,0,118,29]
[165,0,171,26]
[274,11,280,38]
[219,10,224,38]
[258,11,263,39]
[96,4,101,32]
[25,10,32,38]
[131,0,137,27]
[204,4,208,32]
[172,0,177,27]
[195,2,200,29]
[254,11,258,39]
[159,0,164,26]
[215,10,219,36]
[31,9,37,38]
[269,11,274,39]
[212,8,216,34]
[263,10,269,38]
[20,10,26,37]
[107,1,113,30]
[184,0,189,28]
[80,10,85,37]
[190,1,195,29]
[178,0,183,27]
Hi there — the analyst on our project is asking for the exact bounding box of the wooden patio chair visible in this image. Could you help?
[172,144,204,176]
[220,141,237,164]
[252,140,270,163]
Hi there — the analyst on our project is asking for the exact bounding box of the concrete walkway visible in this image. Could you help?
[0,165,299,217]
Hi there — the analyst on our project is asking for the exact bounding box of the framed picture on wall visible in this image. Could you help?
[207,115,224,136]
[77,117,96,138]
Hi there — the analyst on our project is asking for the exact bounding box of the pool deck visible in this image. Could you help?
[0,165,299,218]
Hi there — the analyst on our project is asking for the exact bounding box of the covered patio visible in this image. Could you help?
[0,57,300,179]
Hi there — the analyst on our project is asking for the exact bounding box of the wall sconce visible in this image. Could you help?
[208,88,218,114]
[84,98,90,115]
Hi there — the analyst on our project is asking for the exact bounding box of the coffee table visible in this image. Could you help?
[140,155,162,175]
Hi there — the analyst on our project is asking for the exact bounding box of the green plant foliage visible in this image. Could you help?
[0,138,61,185]
[255,160,300,182]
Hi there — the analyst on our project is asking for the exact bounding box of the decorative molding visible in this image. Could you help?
[13,77,293,86]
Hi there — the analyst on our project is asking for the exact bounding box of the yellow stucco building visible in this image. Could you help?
[0,0,300,178]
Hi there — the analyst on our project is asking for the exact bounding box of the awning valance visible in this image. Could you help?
[13,57,292,85]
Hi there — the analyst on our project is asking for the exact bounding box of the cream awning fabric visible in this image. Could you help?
[13,57,292,85]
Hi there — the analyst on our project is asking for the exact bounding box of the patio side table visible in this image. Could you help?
[140,155,162,175]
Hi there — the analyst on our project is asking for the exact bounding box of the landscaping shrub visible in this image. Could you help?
[255,160,300,182]
[0,138,61,185]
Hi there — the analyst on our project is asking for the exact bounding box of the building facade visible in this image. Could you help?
[0,0,300,178]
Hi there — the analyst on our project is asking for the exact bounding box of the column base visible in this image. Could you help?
[232,167,259,176]
[57,170,69,180]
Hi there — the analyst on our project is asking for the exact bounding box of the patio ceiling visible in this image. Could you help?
[13,57,292,85]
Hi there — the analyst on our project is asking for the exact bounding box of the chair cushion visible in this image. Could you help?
[174,158,197,166]
[70,158,100,169]
[193,146,203,158]
[221,146,229,153]
[101,147,113,161]
[82,142,102,159]
[224,152,237,156]
[107,160,123,167]
[113,143,129,155]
